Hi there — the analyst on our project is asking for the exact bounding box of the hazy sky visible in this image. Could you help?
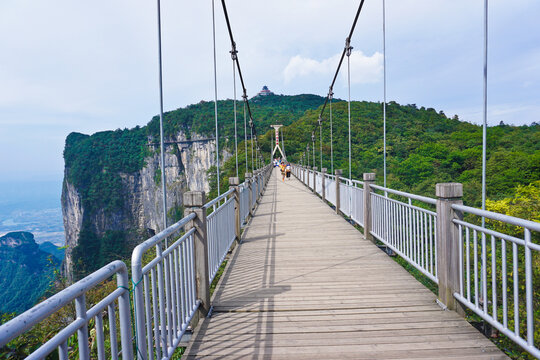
[1,0,538,182]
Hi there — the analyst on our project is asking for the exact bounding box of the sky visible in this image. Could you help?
[0,0,539,182]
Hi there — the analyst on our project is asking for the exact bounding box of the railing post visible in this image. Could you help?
[306,166,310,186]
[75,295,90,360]
[183,191,210,320]
[312,167,318,193]
[321,168,327,202]
[245,172,253,216]
[363,173,376,243]
[229,177,241,244]
[436,183,465,314]
[335,169,342,214]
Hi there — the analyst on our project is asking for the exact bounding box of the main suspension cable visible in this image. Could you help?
[220,0,265,167]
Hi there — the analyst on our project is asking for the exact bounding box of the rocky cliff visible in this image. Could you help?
[61,131,227,282]
[60,94,327,281]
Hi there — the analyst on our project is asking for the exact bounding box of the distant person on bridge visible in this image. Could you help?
[286,163,291,180]
[280,162,286,181]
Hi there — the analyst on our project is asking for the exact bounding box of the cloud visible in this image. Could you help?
[283,51,383,85]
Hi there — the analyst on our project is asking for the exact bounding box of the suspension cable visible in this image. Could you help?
[156,0,167,233]
[220,0,265,167]
[319,117,322,169]
[243,94,248,172]
[346,38,352,180]
[482,0,488,226]
[318,0,366,120]
[212,0,220,195]
[329,90,334,174]
[231,47,238,177]
[383,0,387,189]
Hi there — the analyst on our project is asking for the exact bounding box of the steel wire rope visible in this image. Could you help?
[231,48,239,177]
[220,0,266,168]
[156,0,167,235]
[383,0,387,190]
[212,0,220,195]
[308,0,365,180]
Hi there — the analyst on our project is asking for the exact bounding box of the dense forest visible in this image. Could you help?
[219,99,539,208]
[0,232,60,314]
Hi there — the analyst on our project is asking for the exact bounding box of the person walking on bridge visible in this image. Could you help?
[280,162,286,181]
[286,163,291,180]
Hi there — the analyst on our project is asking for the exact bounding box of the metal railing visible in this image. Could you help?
[324,173,337,206]
[339,178,351,216]
[0,164,272,360]
[452,205,540,358]
[0,260,133,360]
[370,184,438,283]
[315,172,323,195]
[239,182,250,225]
[204,189,236,283]
[292,163,539,357]
[131,213,199,360]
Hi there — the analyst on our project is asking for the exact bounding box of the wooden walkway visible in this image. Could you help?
[185,169,507,359]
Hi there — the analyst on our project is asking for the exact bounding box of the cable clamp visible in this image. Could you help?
[328,87,334,99]
[230,42,238,60]
[345,37,353,56]
[318,116,323,126]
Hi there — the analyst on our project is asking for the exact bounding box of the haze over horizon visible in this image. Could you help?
[1,0,539,182]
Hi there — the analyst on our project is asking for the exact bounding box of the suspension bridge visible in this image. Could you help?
[1,0,539,359]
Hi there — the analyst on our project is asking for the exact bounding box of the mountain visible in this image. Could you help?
[0,231,59,314]
[247,101,539,206]
[61,95,539,281]
[39,242,65,262]
[61,94,327,281]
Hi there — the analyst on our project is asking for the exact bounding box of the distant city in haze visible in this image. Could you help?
[0,180,64,246]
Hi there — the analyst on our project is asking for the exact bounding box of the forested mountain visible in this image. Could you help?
[221,100,539,207]
[0,232,59,314]
[62,93,327,280]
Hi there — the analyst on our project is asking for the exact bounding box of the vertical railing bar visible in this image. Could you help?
[151,267,161,360]
[143,274,153,360]
[96,312,105,360]
[180,242,187,326]
[513,242,519,337]
[190,235,197,311]
[172,247,180,336]
[502,239,508,328]
[482,232,488,314]
[75,294,89,360]
[108,303,118,360]
[524,229,533,346]
[473,229,479,308]
[58,341,69,360]
[466,227,471,302]
[491,235,497,321]
[164,255,172,346]
[459,224,463,296]
[429,214,434,275]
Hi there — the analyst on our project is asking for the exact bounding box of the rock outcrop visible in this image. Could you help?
[61,132,227,282]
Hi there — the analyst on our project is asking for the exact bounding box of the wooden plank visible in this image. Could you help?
[183,169,507,359]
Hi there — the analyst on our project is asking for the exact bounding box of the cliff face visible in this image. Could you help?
[61,132,224,282]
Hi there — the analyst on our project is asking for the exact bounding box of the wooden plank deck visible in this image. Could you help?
[185,169,507,359]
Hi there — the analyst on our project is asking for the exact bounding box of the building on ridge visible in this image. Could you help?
[258,85,274,96]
